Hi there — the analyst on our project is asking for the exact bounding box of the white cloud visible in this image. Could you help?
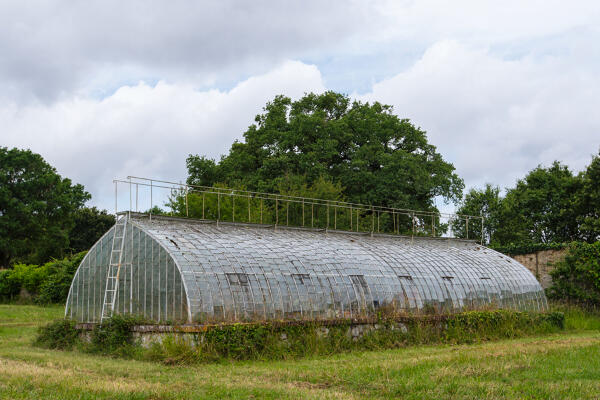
[1,60,326,210]
[359,40,600,192]
[2,1,600,214]
[0,0,367,102]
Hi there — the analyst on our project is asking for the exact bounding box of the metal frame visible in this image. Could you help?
[113,176,486,244]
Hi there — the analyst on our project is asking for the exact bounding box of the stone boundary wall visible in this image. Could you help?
[512,249,566,289]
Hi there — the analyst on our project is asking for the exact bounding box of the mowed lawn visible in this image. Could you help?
[1,305,600,399]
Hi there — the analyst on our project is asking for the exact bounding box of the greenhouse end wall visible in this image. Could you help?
[65,218,189,323]
[65,214,548,324]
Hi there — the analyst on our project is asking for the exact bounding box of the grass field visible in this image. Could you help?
[1,305,600,399]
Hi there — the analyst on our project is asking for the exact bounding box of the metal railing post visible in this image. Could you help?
[185,186,189,217]
[481,214,484,245]
[334,206,337,230]
[128,176,132,218]
[149,179,153,220]
[371,206,374,233]
[114,181,118,215]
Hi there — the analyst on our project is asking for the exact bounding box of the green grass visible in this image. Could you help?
[1,304,600,399]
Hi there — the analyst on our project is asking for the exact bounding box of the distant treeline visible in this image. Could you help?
[452,156,600,247]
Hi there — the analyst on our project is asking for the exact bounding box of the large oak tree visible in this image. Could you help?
[187,92,464,214]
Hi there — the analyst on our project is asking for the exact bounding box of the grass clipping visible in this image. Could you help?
[35,310,565,364]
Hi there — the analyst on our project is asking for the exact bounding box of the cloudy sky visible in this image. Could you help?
[2,1,600,212]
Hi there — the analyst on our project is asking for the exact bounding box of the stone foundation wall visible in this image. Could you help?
[512,249,566,289]
[76,320,418,348]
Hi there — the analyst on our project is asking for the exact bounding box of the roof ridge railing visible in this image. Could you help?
[113,176,485,244]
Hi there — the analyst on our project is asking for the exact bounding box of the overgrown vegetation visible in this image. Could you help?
[547,242,600,306]
[0,252,85,303]
[34,319,79,350]
[35,310,565,364]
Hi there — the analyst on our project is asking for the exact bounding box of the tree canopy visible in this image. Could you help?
[452,184,502,244]
[0,147,90,266]
[453,153,600,246]
[577,152,600,242]
[187,92,464,213]
[495,161,582,244]
[68,207,115,253]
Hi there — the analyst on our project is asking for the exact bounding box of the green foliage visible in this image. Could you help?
[186,92,464,232]
[0,252,86,303]
[34,318,80,350]
[171,311,562,363]
[457,151,600,247]
[496,161,582,245]
[88,314,146,356]
[491,242,567,256]
[577,151,600,242]
[0,269,20,300]
[39,310,564,364]
[34,314,147,358]
[550,302,600,331]
[452,184,502,244]
[0,147,90,266]
[168,177,352,230]
[68,207,115,253]
[547,242,600,306]
[445,310,564,343]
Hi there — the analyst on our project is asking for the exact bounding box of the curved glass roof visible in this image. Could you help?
[66,214,547,323]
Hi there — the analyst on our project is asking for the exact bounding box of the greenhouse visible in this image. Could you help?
[65,213,547,324]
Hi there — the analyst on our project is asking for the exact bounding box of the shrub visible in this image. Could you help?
[547,242,600,306]
[0,269,20,301]
[0,252,86,304]
[88,314,147,357]
[35,319,80,350]
[149,310,564,363]
[35,310,565,364]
